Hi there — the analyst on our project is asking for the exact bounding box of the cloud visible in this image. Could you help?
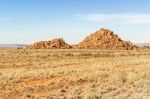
[79,13,150,24]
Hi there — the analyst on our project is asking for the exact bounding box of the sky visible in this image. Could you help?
[0,0,150,44]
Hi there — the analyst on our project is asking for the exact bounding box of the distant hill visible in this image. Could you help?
[0,44,29,48]
[136,43,150,47]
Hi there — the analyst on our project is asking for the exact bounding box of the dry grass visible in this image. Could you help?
[0,48,150,99]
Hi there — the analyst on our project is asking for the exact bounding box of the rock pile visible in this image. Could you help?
[77,28,138,50]
[27,38,72,49]
[27,28,139,50]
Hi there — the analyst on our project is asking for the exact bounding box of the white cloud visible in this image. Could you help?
[79,13,150,24]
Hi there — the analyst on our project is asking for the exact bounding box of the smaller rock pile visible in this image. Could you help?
[27,38,72,49]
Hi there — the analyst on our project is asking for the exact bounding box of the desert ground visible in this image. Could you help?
[0,48,150,99]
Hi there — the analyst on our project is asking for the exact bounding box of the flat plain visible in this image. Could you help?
[0,48,150,99]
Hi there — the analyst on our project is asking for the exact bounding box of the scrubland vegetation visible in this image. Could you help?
[0,48,150,99]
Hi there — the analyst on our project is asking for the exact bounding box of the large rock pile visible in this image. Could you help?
[27,38,72,49]
[77,28,138,50]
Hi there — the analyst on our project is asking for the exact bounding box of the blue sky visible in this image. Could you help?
[0,0,150,44]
